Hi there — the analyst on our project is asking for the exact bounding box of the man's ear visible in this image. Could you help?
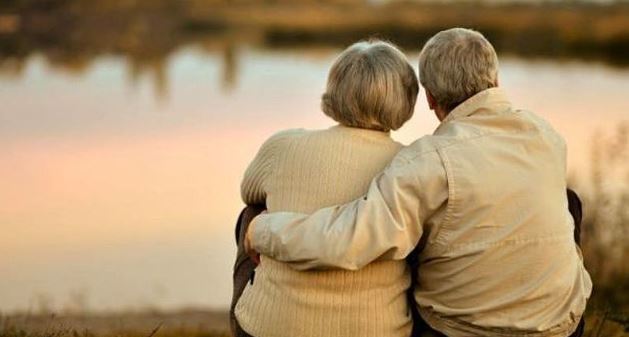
[425,90,437,110]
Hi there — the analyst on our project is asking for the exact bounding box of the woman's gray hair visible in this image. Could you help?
[322,40,419,131]
[419,28,499,112]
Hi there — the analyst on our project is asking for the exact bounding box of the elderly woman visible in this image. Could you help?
[234,40,419,337]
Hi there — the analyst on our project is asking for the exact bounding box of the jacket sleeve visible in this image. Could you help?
[250,149,448,271]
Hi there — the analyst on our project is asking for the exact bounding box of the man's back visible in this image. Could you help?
[399,88,592,336]
[249,88,592,337]
[249,27,593,337]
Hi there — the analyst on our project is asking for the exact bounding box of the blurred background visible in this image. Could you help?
[0,0,628,335]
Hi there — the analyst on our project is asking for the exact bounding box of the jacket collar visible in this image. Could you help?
[439,87,512,126]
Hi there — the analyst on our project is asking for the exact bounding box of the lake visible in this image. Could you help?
[1,43,628,313]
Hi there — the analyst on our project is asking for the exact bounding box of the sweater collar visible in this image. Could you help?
[331,124,392,139]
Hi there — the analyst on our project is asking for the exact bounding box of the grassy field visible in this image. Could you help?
[0,309,231,337]
[1,309,628,337]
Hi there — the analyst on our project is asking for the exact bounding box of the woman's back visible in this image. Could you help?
[236,125,412,337]
[265,126,400,213]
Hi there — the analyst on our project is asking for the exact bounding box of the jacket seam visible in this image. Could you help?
[401,131,491,164]
[427,147,455,251]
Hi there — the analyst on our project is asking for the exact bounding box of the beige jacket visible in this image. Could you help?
[251,88,592,337]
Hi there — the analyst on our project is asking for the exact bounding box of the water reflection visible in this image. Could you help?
[1,46,628,313]
[221,44,238,92]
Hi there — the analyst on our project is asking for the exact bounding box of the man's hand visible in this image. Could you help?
[245,217,261,265]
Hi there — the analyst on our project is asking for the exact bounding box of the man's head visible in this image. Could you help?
[419,28,499,120]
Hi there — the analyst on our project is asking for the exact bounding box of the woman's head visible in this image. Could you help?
[322,40,419,132]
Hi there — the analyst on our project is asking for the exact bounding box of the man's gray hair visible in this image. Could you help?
[322,40,419,131]
[419,28,499,112]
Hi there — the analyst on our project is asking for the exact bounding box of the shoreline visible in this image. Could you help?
[1,1,628,74]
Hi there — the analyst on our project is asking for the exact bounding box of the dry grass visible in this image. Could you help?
[1,310,628,337]
[583,310,629,337]
[0,310,231,337]
[579,123,629,315]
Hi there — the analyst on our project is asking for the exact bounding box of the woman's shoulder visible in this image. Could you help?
[254,128,307,156]
[269,128,307,140]
[262,126,404,153]
[262,128,307,146]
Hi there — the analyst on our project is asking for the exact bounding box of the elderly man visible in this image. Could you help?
[246,28,592,337]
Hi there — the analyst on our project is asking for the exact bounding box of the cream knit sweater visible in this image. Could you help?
[235,125,412,337]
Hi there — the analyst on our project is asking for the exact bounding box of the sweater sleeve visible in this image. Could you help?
[240,129,300,205]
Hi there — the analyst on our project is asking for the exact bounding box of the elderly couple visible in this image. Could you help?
[230,28,592,337]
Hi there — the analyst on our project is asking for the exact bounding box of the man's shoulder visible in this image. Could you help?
[514,109,567,149]
[384,136,448,198]
[395,134,457,163]
[516,109,562,134]
[387,135,449,180]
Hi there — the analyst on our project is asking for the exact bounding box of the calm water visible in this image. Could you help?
[1,46,628,313]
